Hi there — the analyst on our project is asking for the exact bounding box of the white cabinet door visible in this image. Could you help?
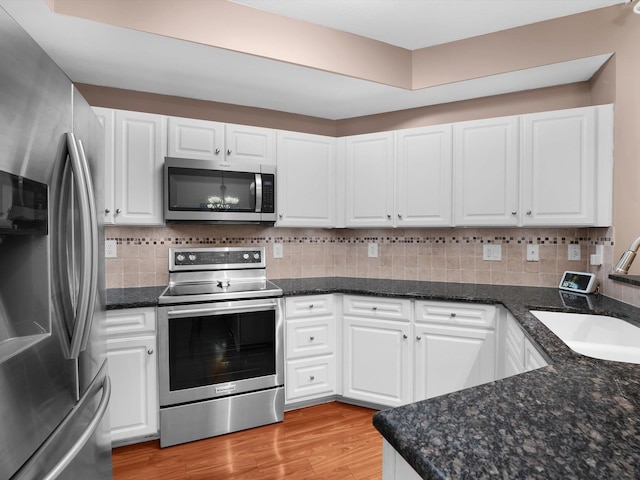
[343,316,411,407]
[113,110,166,225]
[167,116,224,161]
[93,107,115,225]
[453,116,519,226]
[502,313,525,379]
[286,355,336,403]
[524,338,547,372]
[521,106,595,226]
[395,125,452,227]
[225,123,275,166]
[413,323,495,401]
[345,132,394,227]
[276,131,336,227]
[107,334,158,444]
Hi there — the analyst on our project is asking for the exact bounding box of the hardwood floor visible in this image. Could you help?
[112,402,383,479]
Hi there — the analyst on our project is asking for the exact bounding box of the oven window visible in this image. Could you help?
[168,310,276,391]
[167,167,256,212]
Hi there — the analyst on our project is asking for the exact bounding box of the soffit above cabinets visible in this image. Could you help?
[0,0,620,120]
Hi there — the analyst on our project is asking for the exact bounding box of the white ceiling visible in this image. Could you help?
[0,0,625,120]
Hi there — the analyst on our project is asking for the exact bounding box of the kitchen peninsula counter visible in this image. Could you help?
[107,278,640,479]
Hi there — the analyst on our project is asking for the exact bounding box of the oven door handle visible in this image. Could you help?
[166,302,278,318]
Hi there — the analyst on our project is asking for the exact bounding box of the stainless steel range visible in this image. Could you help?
[157,246,284,447]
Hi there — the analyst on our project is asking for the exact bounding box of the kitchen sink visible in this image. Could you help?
[530,310,640,365]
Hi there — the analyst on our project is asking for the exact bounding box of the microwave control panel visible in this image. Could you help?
[262,174,275,213]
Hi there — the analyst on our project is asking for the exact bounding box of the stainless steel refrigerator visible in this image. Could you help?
[0,5,112,480]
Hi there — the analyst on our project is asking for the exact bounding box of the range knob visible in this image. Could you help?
[176,254,185,262]
[254,252,260,260]
[188,254,196,261]
[243,253,249,260]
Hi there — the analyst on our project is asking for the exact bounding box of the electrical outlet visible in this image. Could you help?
[482,244,502,261]
[568,244,581,261]
[273,242,283,259]
[368,243,378,258]
[526,244,539,262]
[105,240,117,258]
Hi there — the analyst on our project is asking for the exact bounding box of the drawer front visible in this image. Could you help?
[286,316,334,359]
[106,307,156,337]
[415,301,496,328]
[343,295,410,321]
[286,356,336,402]
[285,294,335,319]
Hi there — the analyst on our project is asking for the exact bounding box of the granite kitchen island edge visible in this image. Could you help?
[107,277,640,479]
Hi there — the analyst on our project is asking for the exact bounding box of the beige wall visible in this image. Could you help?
[70,3,640,305]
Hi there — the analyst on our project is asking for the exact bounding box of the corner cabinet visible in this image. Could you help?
[93,107,166,225]
[106,307,158,446]
[276,131,336,227]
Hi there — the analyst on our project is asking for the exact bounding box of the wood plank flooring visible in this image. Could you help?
[112,402,383,480]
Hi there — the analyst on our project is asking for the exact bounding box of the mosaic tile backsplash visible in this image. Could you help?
[103,225,640,307]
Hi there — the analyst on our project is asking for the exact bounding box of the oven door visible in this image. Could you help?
[157,297,283,407]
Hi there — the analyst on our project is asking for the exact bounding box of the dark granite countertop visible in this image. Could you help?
[106,285,166,309]
[107,278,640,479]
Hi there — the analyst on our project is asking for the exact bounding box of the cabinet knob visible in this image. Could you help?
[105,209,110,214]
[147,349,154,355]
[279,213,283,218]
[416,336,422,341]
[308,304,314,309]
[526,210,532,215]
[215,148,221,155]
[403,334,408,339]
[309,336,315,342]
[387,214,391,220]
[115,208,122,214]
[372,306,377,311]
[397,213,402,219]
[511,211,517,215]
[450,312,457,318]
[310,375,315,381]
[227,149,232,155]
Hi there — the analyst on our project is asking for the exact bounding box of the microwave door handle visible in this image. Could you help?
[255,173,262,213]
[65,133,92,359]
[75,137,99,352]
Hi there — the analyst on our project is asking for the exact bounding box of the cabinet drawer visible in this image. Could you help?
[343,295,410,321]
[285,294,335,319]
[106,307,156,337]
[415,301,495,328]
[286,316,334,359]
[286,355,336,402]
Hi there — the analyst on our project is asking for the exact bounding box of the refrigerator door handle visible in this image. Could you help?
[74,137,99,352]
[65,132,93,359]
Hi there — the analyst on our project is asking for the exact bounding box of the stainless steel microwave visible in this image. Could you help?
[163,157,276,225]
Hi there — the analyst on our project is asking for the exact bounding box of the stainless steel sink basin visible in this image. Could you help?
[530,310,640,364]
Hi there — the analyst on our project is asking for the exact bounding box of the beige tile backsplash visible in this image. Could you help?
[105,225,637,306]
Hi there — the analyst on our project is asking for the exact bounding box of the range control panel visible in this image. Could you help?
[169,247,265,271]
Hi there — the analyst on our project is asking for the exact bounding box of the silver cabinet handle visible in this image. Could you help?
[387,214,391,219]
[416,336,422,341]
[526,211,532,215]
[115,208,122,214]
[227,149,232,155]
[403,334,408,339]
[309,336,315,342]
[398,213,402,218]
[450,313,457,318]
[148,349,154,355]
[279,213,283,218]
[511,211,517,215]
[308,304,314,309]
[372,306,378,311]
[215,148,221,154]
[310,375,315,381]
[105,208,110,214]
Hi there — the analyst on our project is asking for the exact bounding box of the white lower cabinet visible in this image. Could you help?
[284,295,338,404]
[497,307,548,379]
[342,296,412,407]
[106,307,158,445]
[413,301,496,401]
[382,439,422,480]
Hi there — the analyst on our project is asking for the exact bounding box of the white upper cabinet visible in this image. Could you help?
[167,116,275,168]
[167,116,224,161]
[521,105,612,226]
[276,131,336,227]
[395,125,452,227]
[453,116,520,226]
[345,132,395,227]
[95,107,166,225]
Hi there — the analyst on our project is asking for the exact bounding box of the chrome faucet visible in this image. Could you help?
[613,236,640,274]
